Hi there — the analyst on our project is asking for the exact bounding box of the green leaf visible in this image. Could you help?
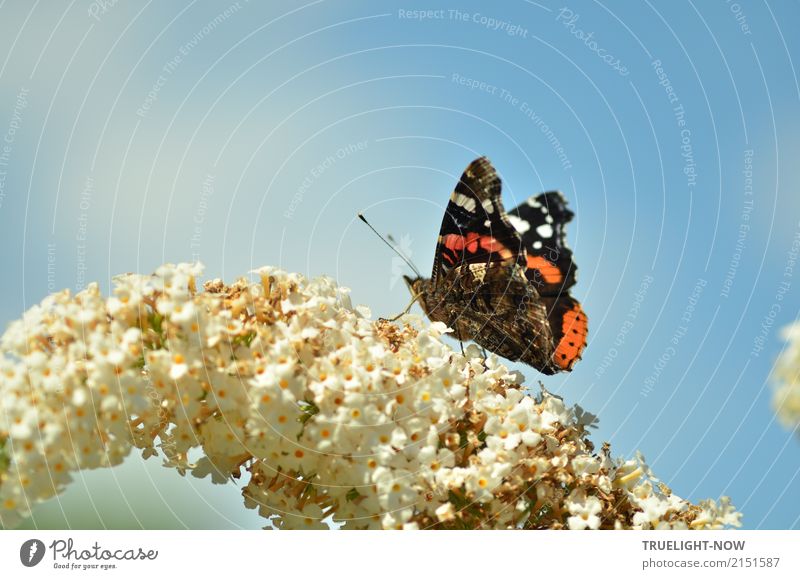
[232,331,257,348]
[448,490,469,509]
[150,311,164,335]
[297,399,319,424]
[0,436,9,473]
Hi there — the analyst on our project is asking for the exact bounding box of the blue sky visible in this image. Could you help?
[1,0,799,529]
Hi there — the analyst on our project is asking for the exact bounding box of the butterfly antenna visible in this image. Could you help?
[358,213,422,278]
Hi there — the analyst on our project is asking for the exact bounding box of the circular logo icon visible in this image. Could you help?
[20,539,46,567]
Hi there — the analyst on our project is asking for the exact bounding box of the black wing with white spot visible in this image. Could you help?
[507,191,577,296]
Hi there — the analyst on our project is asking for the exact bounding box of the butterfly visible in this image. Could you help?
[403,157,587,374]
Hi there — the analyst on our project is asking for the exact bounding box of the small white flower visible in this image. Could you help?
[566,490,603,530]
[435,502,456,522]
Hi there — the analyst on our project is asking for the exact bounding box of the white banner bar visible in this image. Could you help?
[1,530,798,578]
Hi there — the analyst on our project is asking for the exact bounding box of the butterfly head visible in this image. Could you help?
[403,275,434,317]
[403,274,426,297]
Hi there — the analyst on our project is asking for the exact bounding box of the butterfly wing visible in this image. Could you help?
[431,157,525,286]
[423,158,558,369]
[508,191,587,373]
[507,191,577,296]
[440,260,557,373]
[540,295,588,373]
[454,268,587,375]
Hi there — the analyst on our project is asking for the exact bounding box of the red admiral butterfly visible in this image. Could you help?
[403,157,587,374]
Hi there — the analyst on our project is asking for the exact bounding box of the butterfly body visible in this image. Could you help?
[406,157,588,375]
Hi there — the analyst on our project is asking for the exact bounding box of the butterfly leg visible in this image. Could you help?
[384,293,421,322]
[454,328,465,356]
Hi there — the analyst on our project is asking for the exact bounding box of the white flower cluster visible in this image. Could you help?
[773,323,800,432]
[0,264,741,529]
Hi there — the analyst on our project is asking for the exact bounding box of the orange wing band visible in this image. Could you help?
[554,302,588,370]
[526,255,563,285]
